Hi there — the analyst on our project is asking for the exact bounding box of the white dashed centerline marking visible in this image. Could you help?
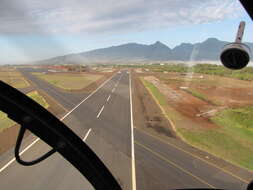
[107,94,111,102]
[0,72,117,173]
[97,105,105,118]
[82,128,92,141]
[111,72,123,94]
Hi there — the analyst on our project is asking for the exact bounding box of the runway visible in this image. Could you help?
[0,70,250,190]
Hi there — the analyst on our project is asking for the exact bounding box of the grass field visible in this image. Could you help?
[178,127,253,170]
[0,91,49,132]
[142,77,253,170]
[33,72,103,90]
[0,71,29,88]
[141,78,167,106]
[180,106,253,170]
[27,91,49,108]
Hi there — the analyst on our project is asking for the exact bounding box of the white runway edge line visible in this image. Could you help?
[129,71,137,190]
[61,73,117,120]
[96,105,105,118]
[0,138,40,173]
[0,73,117,173]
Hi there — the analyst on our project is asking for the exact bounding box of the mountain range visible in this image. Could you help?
[38,38,253,64]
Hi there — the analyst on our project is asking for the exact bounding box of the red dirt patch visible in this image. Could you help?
[143,75,220,129]
[141,72,253,129]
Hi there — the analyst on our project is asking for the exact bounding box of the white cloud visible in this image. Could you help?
[0,0,242,34]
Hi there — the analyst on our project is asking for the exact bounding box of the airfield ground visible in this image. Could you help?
[0,67,29,89]
[0,90,49,133]
[0,65,252,190]
[32,72,104,91]
[132,68,253,170]
[0,90,53,154]
[1,65,253,170]
[0,67,115,155]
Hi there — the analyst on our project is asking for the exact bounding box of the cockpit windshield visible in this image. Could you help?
[0,1,253,190]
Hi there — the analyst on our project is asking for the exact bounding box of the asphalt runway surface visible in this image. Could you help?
[0,69,250,190]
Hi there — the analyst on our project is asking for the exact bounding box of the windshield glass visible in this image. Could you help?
[0,0,253,190]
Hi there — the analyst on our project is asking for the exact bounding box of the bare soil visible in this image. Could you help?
[197,86,253,107]
[138,72,253,130]
[143,75,218,129]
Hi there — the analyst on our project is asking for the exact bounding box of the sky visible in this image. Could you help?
[0,0,252,64]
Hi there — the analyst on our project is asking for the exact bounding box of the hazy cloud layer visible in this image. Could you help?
[0,0,241,34]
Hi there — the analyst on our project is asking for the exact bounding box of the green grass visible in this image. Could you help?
[141,78,182,122]
[0,91,49,132]
[211,106,253,142]
[184,88,207,101]
[212,106,253,128]
[179,106,253,170]
[27,91,49,108]
[142,77,253,170]
[183,88,220,106]
[141,78,167,106]
[193,64,253,81]
[178,127,253,170]
[33,73,103,90]
[0,112,16,133]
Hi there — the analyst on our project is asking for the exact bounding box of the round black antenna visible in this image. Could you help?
[220,21,251,70]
